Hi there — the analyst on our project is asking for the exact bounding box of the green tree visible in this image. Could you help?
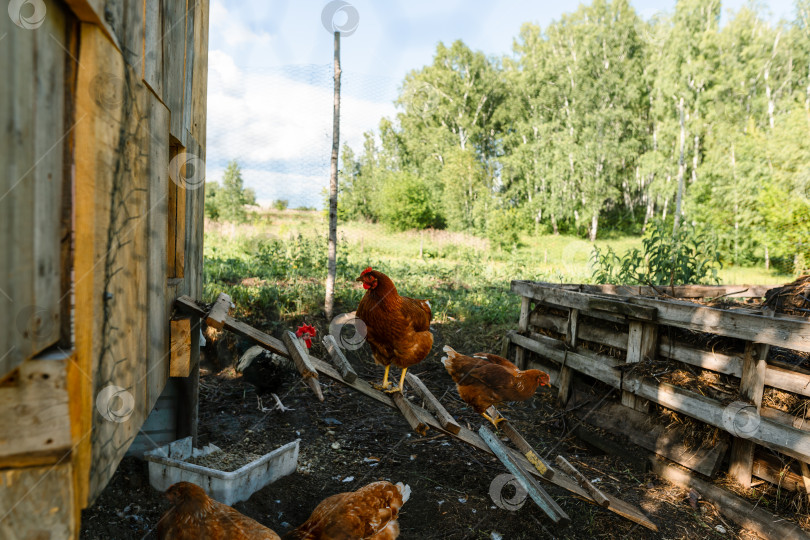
[217,160,252,223]
[378,172,439,231]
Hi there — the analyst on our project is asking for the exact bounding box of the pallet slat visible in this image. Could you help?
[509,331,810,462]
[479,425,570,524]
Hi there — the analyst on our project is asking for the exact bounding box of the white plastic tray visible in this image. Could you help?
[144,437,299,505]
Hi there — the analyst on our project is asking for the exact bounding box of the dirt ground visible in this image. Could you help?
[80,320,773,540]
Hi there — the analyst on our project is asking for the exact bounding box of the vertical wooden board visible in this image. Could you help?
[0,462,76,540]
[0,4,35,377]
[730,339,770,487]
[190,0,210,146]
[622,321,644,410]
[182,0,196,139]
[33,4,69,356]
[170,317,192,377]
[167,172,177,274]
[163,0,187,145]
[147,98,170,407]
[515,296,531,369]
[0,3,72,377]
[184,135,205,298]
[144,0,164,97]
[74,24,166,505]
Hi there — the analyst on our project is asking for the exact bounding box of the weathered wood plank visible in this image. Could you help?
[622,321,644,410]
[532,310,810,398]
[480,425,570,524]
[651,457,810,540]
[730,335,772,487]
[189,0,209,146]
[405,373,460,434]
[530,282,773,299]
[555,455,610,507]
[163,0,187,145]
[577,401,727,478]
[510,331,810,462]
[73,23,166,505]
[282,331,323,401]
[392,392,428,436]
[143,0,164,97]
[205,292,233,330]
[518,281,810,352]
[176,296,289,356]
[0,3,70,377]
[512,281,657,321]
[515,296,531,369]
[0,354,71,467]
[322,334,357,383]
[489,408,555,479]
[557,309,578,407]
[751,454,806,492]
[0,462,76,539]
[170,317,192,377]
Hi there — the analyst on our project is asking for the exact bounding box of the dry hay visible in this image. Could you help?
[764,275,810,317]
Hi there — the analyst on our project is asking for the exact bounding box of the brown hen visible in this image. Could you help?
[157,481,280,540]
[285,481,410,540]
[355,267,433,393]
[441,345,549,427]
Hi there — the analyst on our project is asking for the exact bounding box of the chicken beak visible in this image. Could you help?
[355,276,363,282]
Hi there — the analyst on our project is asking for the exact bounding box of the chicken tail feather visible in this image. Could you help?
[396,482,411,504]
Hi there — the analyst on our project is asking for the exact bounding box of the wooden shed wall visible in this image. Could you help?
[0,0,209,536]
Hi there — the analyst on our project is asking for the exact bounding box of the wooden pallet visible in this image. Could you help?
[176,295,658,531]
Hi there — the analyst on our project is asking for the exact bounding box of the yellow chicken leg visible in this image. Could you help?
[385,367,408,394]
[482,412,505,428]
[374,365,393,391]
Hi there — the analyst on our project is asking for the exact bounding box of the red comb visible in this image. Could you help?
[360,266,373,276]
[295,324,317,348]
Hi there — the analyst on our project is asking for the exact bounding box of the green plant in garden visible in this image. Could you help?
[591,220,721,286]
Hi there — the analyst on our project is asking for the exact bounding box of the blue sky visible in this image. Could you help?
[206,0,798,209]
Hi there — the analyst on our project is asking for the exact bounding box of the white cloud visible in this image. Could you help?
[206,49,397,208]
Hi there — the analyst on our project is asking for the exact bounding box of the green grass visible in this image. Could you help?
[203,210,791,328]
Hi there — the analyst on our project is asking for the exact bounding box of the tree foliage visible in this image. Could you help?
[204,160,256,222]
[337,0,810,272]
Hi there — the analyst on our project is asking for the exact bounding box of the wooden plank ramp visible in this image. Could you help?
[406,372,461,434]
[487,406,555,479]
[174,295,658,531]
[479,425,570,525]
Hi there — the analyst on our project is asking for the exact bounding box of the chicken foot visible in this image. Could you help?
[373,364,395,391]
[257,393,294,413]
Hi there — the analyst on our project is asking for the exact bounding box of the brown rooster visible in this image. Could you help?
[441,345,549,427]
[157,481,280,540]
[355,267,433,393]
[285,481,411,540]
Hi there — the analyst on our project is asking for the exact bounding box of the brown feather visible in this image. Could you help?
[157,482,280,540]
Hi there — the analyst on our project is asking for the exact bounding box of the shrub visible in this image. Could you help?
[591,220,721,285]
[486,207,522,251]
[378,172,439,231]
[273,199,289,211]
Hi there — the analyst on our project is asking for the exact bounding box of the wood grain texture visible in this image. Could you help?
[0,355,71,467]
[0,462,76,540]
[322,335,358,383]
[516,280,810,352]
[170,317,192,377]
[651,457,810,540]
[73,23,174,505]
[480,425,570,524]
[730,312,774,487]
[0,3,70,377]
[510,331,810,462]
[405,372,460,434]
[578,401,727,478]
